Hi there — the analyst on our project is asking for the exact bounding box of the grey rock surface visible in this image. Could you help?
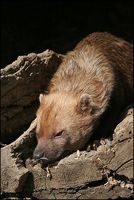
[1,50,63,143]
[1,51,133,199]
[1,108,133,199]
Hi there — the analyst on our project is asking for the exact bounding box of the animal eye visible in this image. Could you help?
[55,130,64,137]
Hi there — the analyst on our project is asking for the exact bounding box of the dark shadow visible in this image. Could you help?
[1,0,133,68]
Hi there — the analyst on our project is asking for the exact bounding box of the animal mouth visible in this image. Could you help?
[39,156,49,161]
[37,150,71,164]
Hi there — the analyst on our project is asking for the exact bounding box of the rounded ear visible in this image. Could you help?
[39,94,45,104]
[79,94,91,112]
[78,94,99,114]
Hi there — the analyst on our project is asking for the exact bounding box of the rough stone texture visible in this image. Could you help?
[1,50,63,143]
[1,146,29,193]
[1,51,133,199]
[1,108,133,199]
[1,119,37,193]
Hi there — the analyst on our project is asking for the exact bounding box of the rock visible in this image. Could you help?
[1,144,29,193]
[1,50,63,143]
[1,119,37,194]
[1,109,133,199]
[1,50,133,199]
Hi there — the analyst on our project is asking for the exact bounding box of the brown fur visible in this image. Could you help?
[33,32,133,163]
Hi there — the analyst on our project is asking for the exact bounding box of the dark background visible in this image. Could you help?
[1,0,133,68]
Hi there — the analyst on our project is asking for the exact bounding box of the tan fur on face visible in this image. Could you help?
[36,92,98,152]
[36,93,77,138]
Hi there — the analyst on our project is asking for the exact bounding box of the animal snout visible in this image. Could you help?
[33,149,44,160]
[33,148,48,161]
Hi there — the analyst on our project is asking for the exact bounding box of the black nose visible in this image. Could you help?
[33,149,44,160]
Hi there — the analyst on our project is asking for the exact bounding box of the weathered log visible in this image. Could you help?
[1,108,133,199]
[1,50,63,143]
